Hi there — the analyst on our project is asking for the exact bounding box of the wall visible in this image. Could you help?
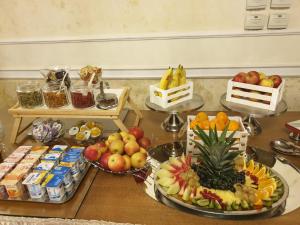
[0,0,299,111]
[0,0,300,78]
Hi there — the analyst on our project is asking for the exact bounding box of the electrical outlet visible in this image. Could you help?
[246,0,267,10]
[244,14,265,30]
[271,0,291,8]
[268,13,289,29]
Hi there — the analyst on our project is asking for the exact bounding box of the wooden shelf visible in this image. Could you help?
[8,87,142,144]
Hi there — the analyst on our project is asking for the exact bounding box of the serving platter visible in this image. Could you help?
[148,142,289,219]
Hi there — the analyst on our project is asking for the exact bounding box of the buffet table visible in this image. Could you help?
[0,110,299,225]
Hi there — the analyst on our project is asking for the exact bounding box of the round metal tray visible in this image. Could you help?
[148,142,289,219]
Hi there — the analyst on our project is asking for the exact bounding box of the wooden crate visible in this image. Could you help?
[186,115,248,160]
[226,79,285,111]
[149,81,193,108]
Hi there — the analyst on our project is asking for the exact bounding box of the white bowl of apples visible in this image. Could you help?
[83,127,151,174]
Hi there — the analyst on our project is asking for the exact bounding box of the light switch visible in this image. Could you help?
[244,14,265,30]
[268,13,289,29]
[246,0,267,10]
[271,0,291,8]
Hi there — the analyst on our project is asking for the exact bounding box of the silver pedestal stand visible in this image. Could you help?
[220,93,288,136]
[145,94,204,133]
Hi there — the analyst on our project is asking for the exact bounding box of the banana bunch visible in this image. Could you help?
[159,65,186,90]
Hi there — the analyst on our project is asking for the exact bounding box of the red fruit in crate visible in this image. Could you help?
[138,137,151,149]
[128,127,144,140]
[99,151,112,169]
[259,78,274,87]
[269,75,282,88]
[245,71,260,85]
[84,145,101,161]
[232,72,247,83]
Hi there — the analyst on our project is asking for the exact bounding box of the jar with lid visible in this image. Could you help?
[42,83,69,108]
[70,82,95,108]
[16,82,43,108]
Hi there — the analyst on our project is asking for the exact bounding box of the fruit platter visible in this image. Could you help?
[153,126,289,219]
[83,127,151,175]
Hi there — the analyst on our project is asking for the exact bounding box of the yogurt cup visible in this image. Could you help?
[52,166,74,193]
[42,152,62,162]
[20,154,41,166]
[0,162,16,173]
[4,153,25,164]
[34,161,55,173]
[0,177,25,199]
[14,146,32,154]
[51,145,68,152]
[0,172,8,199]
[30,146,49,156]
[42,174,66,202]
[22,172,47,199]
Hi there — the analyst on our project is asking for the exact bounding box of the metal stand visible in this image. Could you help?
[161,112,184,132]
[145,94,204,133]
[243,115,262,136]
[220,93,287,136]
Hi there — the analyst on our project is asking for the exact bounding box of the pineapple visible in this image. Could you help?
[192,125,244,191]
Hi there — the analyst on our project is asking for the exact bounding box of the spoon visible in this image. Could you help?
[270,139,300,156]
[278,138,300,150]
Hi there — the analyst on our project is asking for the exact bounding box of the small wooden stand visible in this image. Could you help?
[8,87,142,144]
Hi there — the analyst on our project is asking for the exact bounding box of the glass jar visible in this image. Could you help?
[16,82,43,108]
[70,83,95,108]
[42,84,69,108]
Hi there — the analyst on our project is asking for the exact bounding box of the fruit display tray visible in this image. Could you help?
[149,81,193,108]
[226,79,285,111]
[186,116,248,159]
[146,142,291,219]
[0,164,90,204]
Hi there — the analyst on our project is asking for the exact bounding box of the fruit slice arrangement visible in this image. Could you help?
[155,126,286,211]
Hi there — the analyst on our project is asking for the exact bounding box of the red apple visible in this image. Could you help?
[232,72,247,83]
[124,141,140,156]
[137,137,151,149]
[259,78,274,87]
[109,139,124,154]
[122,155,131,171]
[128,127,144,140]
[84,145,101,161]
[269,75,282,88]
[108,153,125,172]
[95,141,108,154]
[245,71,260,85]
[131,152,147,169]
[99,151,112,170]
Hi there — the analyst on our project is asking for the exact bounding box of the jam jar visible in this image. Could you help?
[70,83,95,108]
[16,82,43,108]
[42,84,69,108]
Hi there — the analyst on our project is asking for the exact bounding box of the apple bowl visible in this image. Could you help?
[87,159,151,176]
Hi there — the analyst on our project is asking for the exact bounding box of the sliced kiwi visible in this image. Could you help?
[226,203,232,211]
[197,199,210,207]
[263,200,273,208]
[232,201,241,210]
[208,200,215,208]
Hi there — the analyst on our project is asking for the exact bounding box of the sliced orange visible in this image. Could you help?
[228,120,240,131]
[252,164,260,175]
[216,112,229,125]
[247,160,255,173]
[258,178,276,190]
[261,186,274,196]
[196,112,209,122]
[255,166,266,179]
[256,189,269,200]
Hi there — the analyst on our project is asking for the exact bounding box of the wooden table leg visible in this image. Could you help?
[10,117,22,144]
[113,119,128,132]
